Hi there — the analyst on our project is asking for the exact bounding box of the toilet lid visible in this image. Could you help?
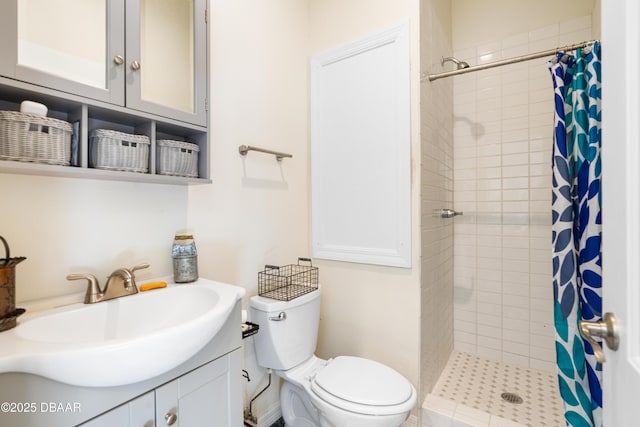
[311,356,413,408]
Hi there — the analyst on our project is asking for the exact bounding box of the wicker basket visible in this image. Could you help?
[90,129,150,173]
[156,139,199,178]
[0,111,72,165]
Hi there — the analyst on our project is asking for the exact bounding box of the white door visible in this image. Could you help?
[602,0,640,425]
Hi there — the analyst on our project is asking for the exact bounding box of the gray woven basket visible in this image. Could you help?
[90,129,150,173]
[156,140,199,178]
[0,111,72,165]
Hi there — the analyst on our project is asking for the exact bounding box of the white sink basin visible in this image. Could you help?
[0,278,245,387]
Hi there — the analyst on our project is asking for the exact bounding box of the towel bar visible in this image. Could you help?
[238,145,292,161]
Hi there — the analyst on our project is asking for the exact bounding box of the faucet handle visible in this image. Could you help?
[130,263,150,275]
[127,263,150,290]
[67,273,102,304]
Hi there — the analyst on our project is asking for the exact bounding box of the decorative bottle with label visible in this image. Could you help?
[172,234,198,283]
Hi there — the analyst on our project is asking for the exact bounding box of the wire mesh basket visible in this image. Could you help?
[258,257,318,301]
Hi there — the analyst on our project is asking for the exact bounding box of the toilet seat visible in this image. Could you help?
[309,356,415,416]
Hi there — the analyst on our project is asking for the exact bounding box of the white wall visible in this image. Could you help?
[189,0,310,291]
[592,0,601,40]
[450,6,595,371]
[1,174,185,302]
[193,1,423,419]
[308,0,422,397]
[187,0,311,420]
[452,0,595,51]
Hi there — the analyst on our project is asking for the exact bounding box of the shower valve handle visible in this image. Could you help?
[436,208,463,219]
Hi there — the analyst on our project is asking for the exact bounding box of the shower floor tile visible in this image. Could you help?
[425,351,565,427]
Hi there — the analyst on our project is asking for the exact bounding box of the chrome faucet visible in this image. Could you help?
[67,263,150,304]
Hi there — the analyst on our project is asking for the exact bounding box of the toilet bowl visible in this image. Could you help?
[249,289,416,427]
[280,355,415,427]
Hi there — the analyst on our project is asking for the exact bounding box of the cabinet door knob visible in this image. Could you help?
[164,412,177,425]
[113,55,124,65]
[131,60,141,71]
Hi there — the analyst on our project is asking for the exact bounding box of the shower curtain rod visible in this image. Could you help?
[423,39,599,82]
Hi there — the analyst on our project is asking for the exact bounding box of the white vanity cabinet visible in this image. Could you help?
[81,352,238,427]
[155,353,236,427]
[0,0,208,127]
[81,392,155,427]
[0,301,243,427]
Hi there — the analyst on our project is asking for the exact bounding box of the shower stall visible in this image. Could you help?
[419,1,601,426]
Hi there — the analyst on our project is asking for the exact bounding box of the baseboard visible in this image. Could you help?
[255,404,416,427]
[403,413,418,427]
[257,402,282,427]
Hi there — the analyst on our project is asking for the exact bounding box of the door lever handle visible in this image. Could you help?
[579,312,619,363]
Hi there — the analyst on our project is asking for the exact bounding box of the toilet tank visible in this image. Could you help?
[249,289,320,370]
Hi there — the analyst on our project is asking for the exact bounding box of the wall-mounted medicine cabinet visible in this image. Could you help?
[0,0,210,185]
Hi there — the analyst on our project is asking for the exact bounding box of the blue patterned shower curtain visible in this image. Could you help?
[549,42,602,427]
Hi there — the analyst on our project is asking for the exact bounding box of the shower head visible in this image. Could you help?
[441,56,470,70]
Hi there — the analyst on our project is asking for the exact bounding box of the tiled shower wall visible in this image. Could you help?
[420,0,454,399]
[452,16,593,372]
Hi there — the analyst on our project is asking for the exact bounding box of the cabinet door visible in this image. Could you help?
[155,355,237,427]
[80,391,154,427]
[0,0,126,105]
[125,0,208,126]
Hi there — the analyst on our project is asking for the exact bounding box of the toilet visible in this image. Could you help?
[249,289,416,427]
